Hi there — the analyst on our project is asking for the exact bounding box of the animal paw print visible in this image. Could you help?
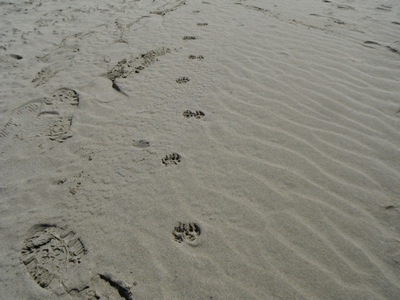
[133,139,150,148]
[188,55,204,60]
[172,222,201,245]
[183,110,205,119]
[176,77,190,84]
[183,36,196,40]
[162,152,181,166]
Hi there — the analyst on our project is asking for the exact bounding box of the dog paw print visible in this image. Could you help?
[183,110,205,119]
[162,152,182,166]
[172,222,201,245]
[188,55,204,60]
[176,77,190,84]
[133,139,150,148]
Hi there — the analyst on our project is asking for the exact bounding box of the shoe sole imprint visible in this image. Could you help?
[21,224,87,290]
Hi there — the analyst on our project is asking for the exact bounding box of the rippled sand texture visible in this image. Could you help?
[1,0,400,299]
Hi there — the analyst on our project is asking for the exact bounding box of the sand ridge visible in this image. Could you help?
[1,0,400,299]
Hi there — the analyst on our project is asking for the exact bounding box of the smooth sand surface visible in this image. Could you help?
[1,0,400,299]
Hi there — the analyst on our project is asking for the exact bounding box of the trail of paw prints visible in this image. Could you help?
[183,110,205,119]
[0,88,80,144]
[172,222,201,246]
[21,224,87,292]
[162,152,182,166]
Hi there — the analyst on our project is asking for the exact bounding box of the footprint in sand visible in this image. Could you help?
[133,139,150,148]
[183,110,205,119]
[172,222,201,246]
[32,65,60,87]
[21,224,134,299]
[95,273,134,300]
[21,224,87,292]
[150,0,186,16]
[106,48,171,94]
[188,55,204,60]
[162,152,182,166]
[85,273,134,300]
[176,76,190,84]
[0,88,79,143]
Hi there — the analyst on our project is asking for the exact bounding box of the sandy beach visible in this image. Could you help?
[1,0,400,299]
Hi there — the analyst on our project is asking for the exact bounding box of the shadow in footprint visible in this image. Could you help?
[99,274,133,300]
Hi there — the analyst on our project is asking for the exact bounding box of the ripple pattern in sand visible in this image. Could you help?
[190,2,400,298]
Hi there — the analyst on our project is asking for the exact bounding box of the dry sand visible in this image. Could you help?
[1,0,400,299]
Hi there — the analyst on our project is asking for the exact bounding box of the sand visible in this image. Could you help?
[1,0,400,299]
